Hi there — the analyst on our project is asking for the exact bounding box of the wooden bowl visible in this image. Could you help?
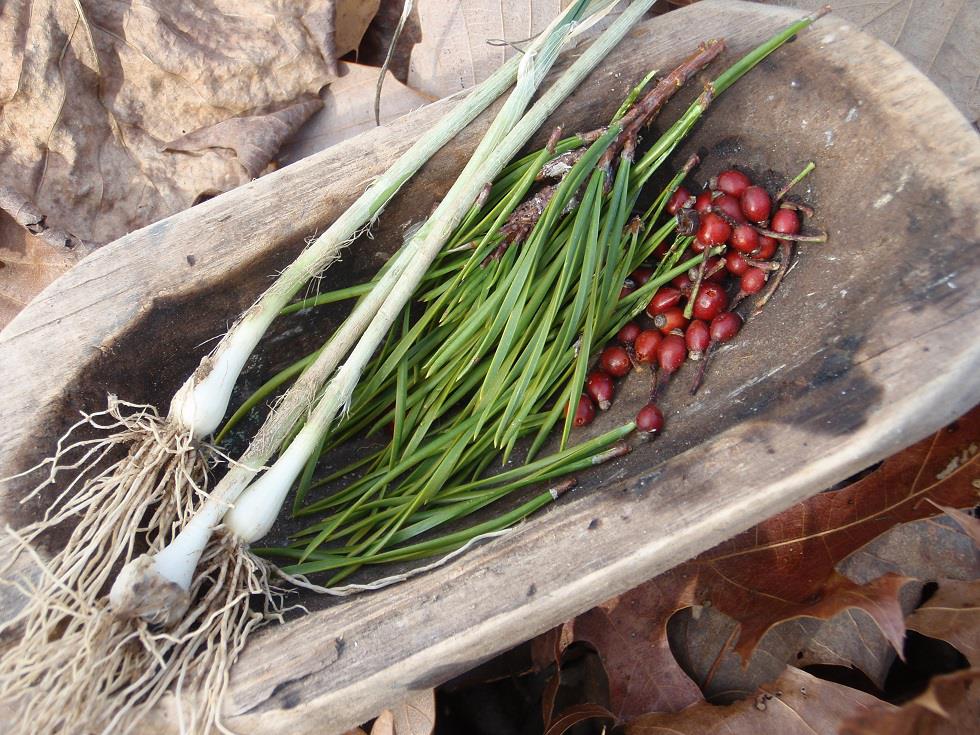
[2,1,978,732]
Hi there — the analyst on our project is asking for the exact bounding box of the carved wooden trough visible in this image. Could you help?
[1,1,978,732]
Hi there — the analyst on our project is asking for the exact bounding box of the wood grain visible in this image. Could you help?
[1,2,978,733]
[764,0,980,125]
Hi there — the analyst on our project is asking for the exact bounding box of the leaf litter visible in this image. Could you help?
[0,0,377,326]
[450,407,980,734]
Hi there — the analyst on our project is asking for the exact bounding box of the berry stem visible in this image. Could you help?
[775,161,815,202]
[750,224,827,242]
[753,241,794,314]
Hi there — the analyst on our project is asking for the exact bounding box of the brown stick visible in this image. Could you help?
[753,241,794,314]
[598,39,726,173]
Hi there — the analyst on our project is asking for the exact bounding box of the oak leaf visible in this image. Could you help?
[840,667,980,735]
[371,689,436,735]
[671,511,980,697]
[547,409,980,720]
[624,666,891,734]
[277,62,433,167]
[907,579,980,666]
[399,0,616,100]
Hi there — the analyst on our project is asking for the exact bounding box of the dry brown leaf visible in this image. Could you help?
[357,1,423,82]
[840,667,980,735]
[544,703,614,735]
[388,689,436,735]
[671,511,980,697]
[334,0,381,59]
[934,504,980,550]
[907,579,980,666]
[668,604,899,701]
[277,62,433,166]
[544,409,980,720]
[370,709,395,735]
[624,666,890,734]
[0,201,93,326]
[0,0,377,327]
[405,0,571,99]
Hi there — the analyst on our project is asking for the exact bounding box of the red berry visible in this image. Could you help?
[771,207,800,236]
[725,251,749,276]
[630,266,653,287]
[755,235,777,259]
[716,169,751,197]
[657,334,687,374]
[691,282,729,321]
[654,306,689,334]
[709,312,742,343]
[646,286,682,317]
[729,224,759,254]
[695,256,727,284]
[666,187,692,215]
[685,319,710,359]
[636,404,665,434]
[697,213,731,246]
[671,273,693,294]
[691,238,709,254]
[714,193,746,224]
[740,185,771,222]
[599,345,631,378]
[634,329,663,363]
[619,279,637,300]
[586,371,615,411]
[694,190,714,214]
[569,394,596,427]
[740,267,768,294]
[617,321,642,346]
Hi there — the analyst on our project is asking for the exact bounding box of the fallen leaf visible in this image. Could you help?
[0,202,93,326]
[839,514,980,589]
[405,0,571,99]
[564,571,704,718]
[390,689,436,735]
[673,409,980,660]
[624,666,891,734]
[544,703,613,735]
[907,579,980,666]
[371,709,395,735]
[671,511,980,696]
[840,667,980,735]
[669,603,899,700]
[165,97,324,179]
[334,0,381,59]
[547,409,979,720]
[933,504,980,550]
[277,62,433,167]
[0,0,377,326]
[358,0,423,82]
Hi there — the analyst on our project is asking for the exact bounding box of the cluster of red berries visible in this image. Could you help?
[667,168,802,301]
[570,167,814,438]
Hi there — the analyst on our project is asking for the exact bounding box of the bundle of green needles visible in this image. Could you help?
[0,3,828,734]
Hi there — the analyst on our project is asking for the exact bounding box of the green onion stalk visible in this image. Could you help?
[223,10,829,586]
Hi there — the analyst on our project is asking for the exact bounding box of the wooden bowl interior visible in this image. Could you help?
[4,10,974,588]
